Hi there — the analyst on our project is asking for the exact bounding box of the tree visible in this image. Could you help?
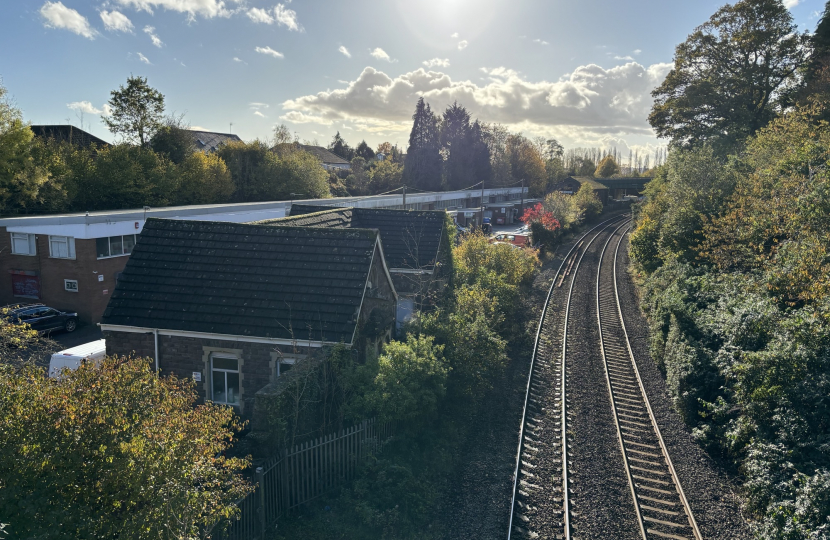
[328,131,354,161]
[103,76,165,146]
[217,140,330,202]
[649,0,807,154]
[543,191,576,229]
[150,115,194,164]
[174,151,235,205]
[368,159,403,194]
[376,141,393,155]
[484,123,513,187]
[468,120,492,189]
[403,98,442,191]
[370,334,448,423]
[69,144,175,211]
[273,123,293,145]
[595,154,620,178]
[440,102,473,190]
[571,182,603,223]
[355,140,376,161]
[0,356,252,539]
[506,134,546,196]
[806,1,830,84]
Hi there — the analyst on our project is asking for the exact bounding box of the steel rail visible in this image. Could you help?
[593,224,703,540]
[507,214,627,540]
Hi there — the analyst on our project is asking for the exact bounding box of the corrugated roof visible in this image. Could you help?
[102,218,380,343]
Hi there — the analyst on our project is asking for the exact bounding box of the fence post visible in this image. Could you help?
[280,448,289,517]
[256,466,266,538]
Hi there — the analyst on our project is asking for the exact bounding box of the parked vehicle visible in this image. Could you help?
[3,303,79,333]
[49,339,106,378]
[491,234,530,247]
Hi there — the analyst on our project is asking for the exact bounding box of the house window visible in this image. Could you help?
[277,358,296,377]
[10,233,36,255]
[96,234,137,259]
[211,354,240,406]
[64,279,79,293]
[48,236,75,259]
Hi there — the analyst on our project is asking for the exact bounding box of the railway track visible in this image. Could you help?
[507,215,628,540]
[507,217,703,540]
[595,226,702,540]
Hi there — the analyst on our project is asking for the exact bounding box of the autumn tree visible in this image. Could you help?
[0,356,252,539]
[174,151,235,205]
[595,154,620,178]
[649,0,807,154]
[403,98,442,191]
[103,75,165,146]
[506,134,546,196]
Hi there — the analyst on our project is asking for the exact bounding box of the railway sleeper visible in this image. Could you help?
[646,528,693,540]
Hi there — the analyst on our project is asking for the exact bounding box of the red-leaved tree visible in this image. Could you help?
[521,203,561,231]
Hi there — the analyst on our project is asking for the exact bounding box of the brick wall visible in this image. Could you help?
[0,227,130,323]
[104,329,315,419]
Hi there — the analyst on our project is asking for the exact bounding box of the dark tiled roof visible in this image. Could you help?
[189,130,242,153]
[263,205,446,271]
[102,218,378,343]
[30,125,109,147]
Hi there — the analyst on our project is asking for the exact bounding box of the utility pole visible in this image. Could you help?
[402,185,406,208]
[480,180,485,229]
[520,178,524,220]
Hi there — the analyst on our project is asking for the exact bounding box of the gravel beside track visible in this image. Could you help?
[615,231,753,539]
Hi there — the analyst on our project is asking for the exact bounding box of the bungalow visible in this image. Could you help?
[253,205,449,327]
[101,218,397,418]
[187,130,242,153]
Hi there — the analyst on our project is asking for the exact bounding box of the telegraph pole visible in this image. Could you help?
[480,180,485,229]
[520,178,525,219]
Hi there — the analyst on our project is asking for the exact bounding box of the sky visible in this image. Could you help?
[0,0,825,156]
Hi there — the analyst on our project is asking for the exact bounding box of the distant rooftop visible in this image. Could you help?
[273,143,350,165]
[30,125,109,147]
[188,130,242,153]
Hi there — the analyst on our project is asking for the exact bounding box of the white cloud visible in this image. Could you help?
[614,55,634,61]
[451,32,459,38]
[370,47,393,62]
[249,102,269,108]
[100,10,133,32]
[137,52,151,64]
[281,61,673,141]
[339,46,351,58]
[533,39,549,45]
[255,46,284,59]
[40,2,95,39]
[115,0,231,19]
[67,101,102,114]
[245,4,301,31]
[633,49,642,55]
[254,111,267,118]
[233,56,247,64]
[783,0,799,8]
[423,58,450,68]
[144,25,163,47]
[457,40,468,50]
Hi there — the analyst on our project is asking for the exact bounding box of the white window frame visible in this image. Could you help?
[48,236,76,259]
[64,279,79,293]
[210,353,240,406]
[10,233,36,256]
[96,234,137,260]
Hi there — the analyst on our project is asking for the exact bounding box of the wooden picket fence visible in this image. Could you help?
[217,418,394,540]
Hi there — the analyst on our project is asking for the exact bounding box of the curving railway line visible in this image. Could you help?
[507,216,703,540]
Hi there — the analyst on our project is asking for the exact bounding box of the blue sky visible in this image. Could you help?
[1,0,824,155]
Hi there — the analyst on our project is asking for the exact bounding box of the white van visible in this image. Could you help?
[48,339,106,378]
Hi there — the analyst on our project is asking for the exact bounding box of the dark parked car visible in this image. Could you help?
[3,304,79,333]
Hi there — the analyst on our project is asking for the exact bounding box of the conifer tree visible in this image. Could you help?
[403,98,442,191]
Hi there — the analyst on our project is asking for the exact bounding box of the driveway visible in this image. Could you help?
[48,323,103,350]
